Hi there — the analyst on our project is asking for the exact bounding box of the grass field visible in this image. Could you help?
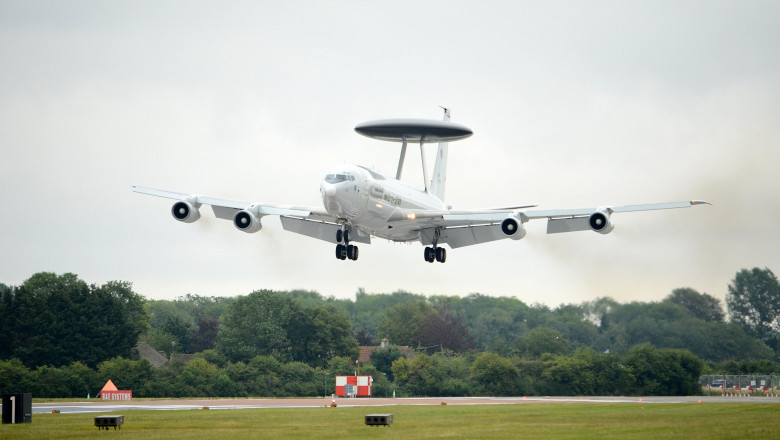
[2,403,779,439]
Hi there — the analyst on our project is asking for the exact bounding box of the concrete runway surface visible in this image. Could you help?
[28,395,780,414]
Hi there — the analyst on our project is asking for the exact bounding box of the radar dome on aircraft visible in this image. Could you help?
[354,119,473,143]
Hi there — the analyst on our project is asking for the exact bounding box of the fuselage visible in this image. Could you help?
[319,164,446,242]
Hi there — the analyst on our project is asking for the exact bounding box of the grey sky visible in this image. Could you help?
[1,1,778,307]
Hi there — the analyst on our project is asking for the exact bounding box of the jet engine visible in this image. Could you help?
[589,209,614,234]
[171,201,201,223]
[500,215,527,240]
[233,210,263,233]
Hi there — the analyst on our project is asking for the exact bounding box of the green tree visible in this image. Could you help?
[218,290,300,363]
[0,358,33,395]
[218,290,357,366]
[219,360,250,396]
[352,326,377,345]
[160,315,193,353]
[0,284,14,360]
[143,327,177,355]
[377,300,434,346]
[419,304,475,353]
[550,303,600,349]
[514,327,570,359]
[622,343,703,395]
[289,306,359,368]
[665,287,724,322]
[3,273,148,367]
[177,357,219,396]
[327,356,356,377]
[97,357,155,395]
[191,316,220,352]
[245,355,282,396]
[726,267,780,349]
[594,300,766,362]
[391,353,448,396]
[457,293,532,354]
[538,348,631,396]
[342,290,426,343]
[370,344,404,380]
[278,361,328,396]
[469,352,519,395]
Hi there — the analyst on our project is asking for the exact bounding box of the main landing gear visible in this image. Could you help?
[335,228,358,261]
[423,228,446,263]
[424,246,446,263]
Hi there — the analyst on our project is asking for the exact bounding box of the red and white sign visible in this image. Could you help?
[100,379,132,400]
[335,375,372,397]
[101,390,132,400]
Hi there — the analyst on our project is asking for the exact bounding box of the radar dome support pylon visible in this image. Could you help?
[354,109,472,193]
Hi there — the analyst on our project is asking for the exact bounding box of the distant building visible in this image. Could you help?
[134,343,169,367]
[135,342,197,367]
[358,339,413,364]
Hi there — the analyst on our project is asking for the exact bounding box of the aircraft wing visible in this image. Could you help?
[388,200,709,248]
[131,186,351,242]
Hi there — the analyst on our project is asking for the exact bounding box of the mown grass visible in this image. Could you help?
[2,403,779,439]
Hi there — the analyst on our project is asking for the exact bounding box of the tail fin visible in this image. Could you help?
[429,108,450,201]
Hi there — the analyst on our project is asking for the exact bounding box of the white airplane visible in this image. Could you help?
[133,109,708,263]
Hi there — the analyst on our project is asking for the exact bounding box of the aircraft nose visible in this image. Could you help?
[324,183,337,197]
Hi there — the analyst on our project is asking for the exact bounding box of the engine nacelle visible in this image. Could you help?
[589,210,614,234]
[500,216,527,240]
[233,210,263,233]
[171,201,201,223]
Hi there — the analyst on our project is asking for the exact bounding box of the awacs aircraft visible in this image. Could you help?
[133,109,708,263]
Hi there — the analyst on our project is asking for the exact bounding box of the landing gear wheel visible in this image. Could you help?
[424,247,435,263]
[336,229,343,243]
[336,244,347,260]
[435,247,447,263]
[347,245,359,261]
[343,229,350,243]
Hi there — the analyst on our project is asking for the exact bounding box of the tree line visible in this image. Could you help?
[0,343,708,398]
[0,273,147,368]
[1,268,779,397]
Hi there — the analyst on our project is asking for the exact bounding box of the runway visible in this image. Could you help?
[29,395,780,414]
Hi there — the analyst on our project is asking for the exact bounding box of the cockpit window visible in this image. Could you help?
[325,173,353,184]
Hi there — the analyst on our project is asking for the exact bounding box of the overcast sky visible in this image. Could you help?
[1,1,778,307]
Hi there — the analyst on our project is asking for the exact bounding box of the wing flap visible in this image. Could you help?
[439,224,506,248]
[547,216,591,234]
[212,206,239,220]
[280,216,371,244]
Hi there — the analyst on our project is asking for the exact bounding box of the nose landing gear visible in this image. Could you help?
[335,227,358,261]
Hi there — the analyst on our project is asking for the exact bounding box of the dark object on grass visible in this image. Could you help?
[365,414,393,426]
[95,415,124,430]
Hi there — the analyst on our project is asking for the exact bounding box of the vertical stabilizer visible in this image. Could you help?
[429,108,450,201]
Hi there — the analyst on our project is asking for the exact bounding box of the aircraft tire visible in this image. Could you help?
[336,229,343,243]
[336,244,347,260]
[436,247,446,263]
